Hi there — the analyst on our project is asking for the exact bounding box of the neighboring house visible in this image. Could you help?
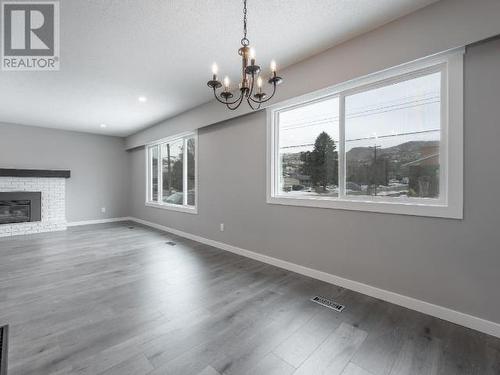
[283,173,311,191]
[402,145,440,197]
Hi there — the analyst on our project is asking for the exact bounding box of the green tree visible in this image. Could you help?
[300,132,338,190]
[171,138,195,192]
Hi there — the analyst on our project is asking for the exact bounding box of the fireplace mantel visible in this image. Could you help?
[0,169,70,178]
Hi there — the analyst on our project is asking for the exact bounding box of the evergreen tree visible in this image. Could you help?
[171,138,195,191]
[300,132,338,190]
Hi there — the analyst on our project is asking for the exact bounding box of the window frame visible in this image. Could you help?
[145,131,198,214]
[267,49,464,219]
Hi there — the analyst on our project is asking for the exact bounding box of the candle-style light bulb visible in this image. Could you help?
[211,63,219,81]
[257,76,263,93]
[249,48,256,67]
[270,60,277,73]
[223,76,230,91]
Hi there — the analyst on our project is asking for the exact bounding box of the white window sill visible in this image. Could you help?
[145,202,198,215]
[267,196,462,219]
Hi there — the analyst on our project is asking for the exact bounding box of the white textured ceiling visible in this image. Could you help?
[0,0,438,137]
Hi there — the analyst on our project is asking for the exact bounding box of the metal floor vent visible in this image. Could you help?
[166,241,176,246]
[311,296,345,312]
[0,325,8,375]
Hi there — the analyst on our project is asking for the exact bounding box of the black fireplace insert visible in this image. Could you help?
[0,325,8,375]
[0,192,41,225]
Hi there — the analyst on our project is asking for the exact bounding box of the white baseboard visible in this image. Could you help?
[129,216,500,339]
[67,217,132,227]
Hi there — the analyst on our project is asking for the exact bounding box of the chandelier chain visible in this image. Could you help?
[241,0,249,46]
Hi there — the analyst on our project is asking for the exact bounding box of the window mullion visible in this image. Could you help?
[439,66,448,205]
[158,144,163,203]
[147,147,151,202]
[183,137,188,206]
[338,94,346,199]
[150,148,154,201]
[274,111,281,196]
[150,148,154,202]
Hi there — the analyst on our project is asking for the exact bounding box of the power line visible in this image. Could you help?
[281,94,439,129]
[348,99,440,120]
[281,92,439,131]
[345,128,440,143]
[279,128,440,150]
[280,95,440,132]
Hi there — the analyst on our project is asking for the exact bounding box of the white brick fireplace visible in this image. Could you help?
[0,176,67,237]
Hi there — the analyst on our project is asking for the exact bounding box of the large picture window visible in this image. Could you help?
[345,72,441,199]
[146,132,197,213]
[268,51,463,218]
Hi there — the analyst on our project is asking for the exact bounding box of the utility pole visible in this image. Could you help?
[369,144,381,196]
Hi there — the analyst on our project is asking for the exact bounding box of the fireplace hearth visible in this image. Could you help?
[0,192,41,225]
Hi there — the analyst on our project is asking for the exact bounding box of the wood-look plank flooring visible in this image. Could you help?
[0,222,499,375]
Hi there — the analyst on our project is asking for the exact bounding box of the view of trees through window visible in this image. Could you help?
[161,139,184,205]
[148,135,196,207]
[151,146,159,201]
[186,138,195,201]
[278,97,340,197]
[277,71,441,200]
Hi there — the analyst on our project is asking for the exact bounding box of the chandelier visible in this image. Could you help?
[207,0,283,111]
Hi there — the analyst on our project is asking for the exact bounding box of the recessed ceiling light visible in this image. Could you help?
[138,96,147,103]
[100,123,107,128]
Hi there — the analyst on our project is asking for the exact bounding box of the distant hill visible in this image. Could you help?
[346,141,439,162]
[281,141,439,171]
[282,141,438,162]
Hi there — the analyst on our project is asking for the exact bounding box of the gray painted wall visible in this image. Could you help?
[128,38,500,325]
[0,123,129,222]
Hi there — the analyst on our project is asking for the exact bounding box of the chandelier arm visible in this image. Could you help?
[213,88,244,105]
[226,92,245,110]
[213,92,229,105]
[246,97,262,110]
[248,82,277,104]
[246,96,258,110]
[227,90,246,106]
[260,82,277,103]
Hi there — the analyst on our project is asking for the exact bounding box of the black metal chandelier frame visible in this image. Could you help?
[207,0,283,111]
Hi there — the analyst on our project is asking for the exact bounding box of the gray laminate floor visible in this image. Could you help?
[0,222,499,375]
